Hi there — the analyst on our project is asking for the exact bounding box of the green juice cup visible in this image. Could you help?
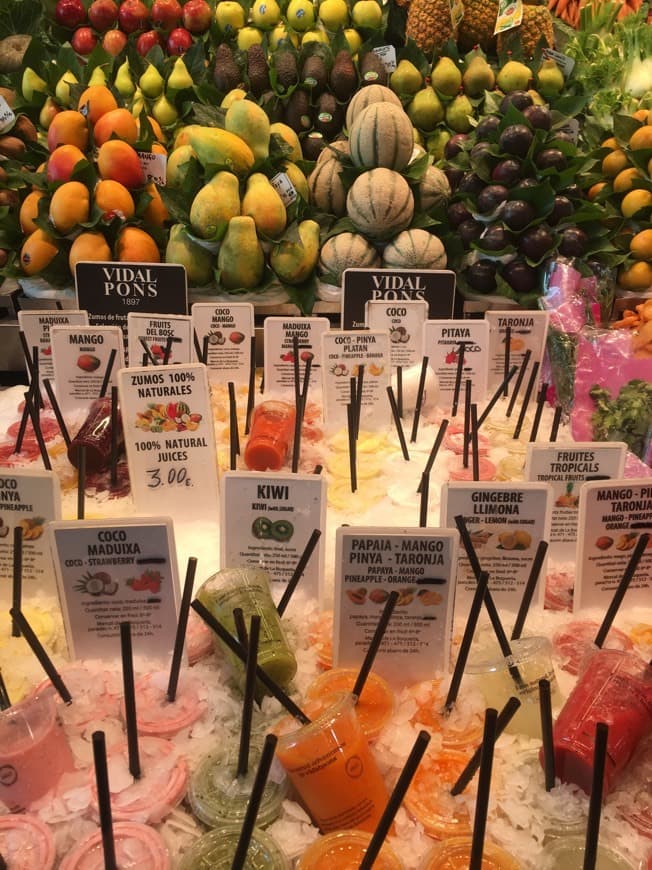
[197,567,297,692]
[179,824,289,869]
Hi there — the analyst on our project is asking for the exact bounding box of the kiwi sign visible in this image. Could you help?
[341,268,456,330]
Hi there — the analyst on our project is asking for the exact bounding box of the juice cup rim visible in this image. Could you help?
[181,822,289,869]
[465,635,552,673]
[419,835,519,869]
[276,691,356,748]
[201,566,272,591]
[297,829,403,869]
[0,688,57,728]
[541,833,639,868]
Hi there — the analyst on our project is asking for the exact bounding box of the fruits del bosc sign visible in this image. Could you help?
[75,261,188,360]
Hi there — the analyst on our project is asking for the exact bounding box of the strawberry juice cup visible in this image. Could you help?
[129,669,207,738]
[60,821,171,869]
[0,813,56,869]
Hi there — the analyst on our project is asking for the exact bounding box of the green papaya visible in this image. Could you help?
[270,219,320,284]
[218,216,265,289]
[165,224,214,286]
[189,171,241,239]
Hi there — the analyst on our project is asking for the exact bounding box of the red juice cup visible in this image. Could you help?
[0,690,75,812]
[60,821,171,869]
[552,619,634,676]
[130,669,207,738]
[403,749,473,840]
[418,836,520,869]
[68,396,122,472]
[0,813,56,869]
[406,680,484,751]
[549,649,652,796]
[90,736,188,823]
[305,668,395,743]
[274,693,389,834]
[244,401,296,471]
[296,830,404,869]
[613,733,652,839]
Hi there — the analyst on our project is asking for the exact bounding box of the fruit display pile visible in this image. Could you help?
[0,0,652,309]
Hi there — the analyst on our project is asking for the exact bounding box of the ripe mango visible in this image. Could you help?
[241,173,286,238]
[186,126,255,177]
[270,219,320,284]
[20,229,59,276]
[166,224,214,286]
[190,171,241,239]
[218,216,264,289]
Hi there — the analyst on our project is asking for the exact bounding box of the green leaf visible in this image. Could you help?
[190,101,227,127]
[158,187,191,226]
[613,113,641,144]
[284,272,317,314]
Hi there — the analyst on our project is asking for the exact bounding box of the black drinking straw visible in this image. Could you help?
[463,379,472,469]
[11,526,22,638]
[300,355,312,420]
[292,335,301,408]
[77,445,86,520]
[583,722,609,870]
[419,472,429,528]
[473,366,518,436]
[99,349,117,399]
[110,387,119,488]
[18,332,43,410]
[193,330,203,363]
[387,386,409,460]
[32,346,44,410]
[9,608,72,704]
[352,591,399,700]
[396,366,403,419]
[354,364,364,440]
[444,571,490,713]
[0,670,11,711]
[162,335,174,365]
[468,707,498,870]
[594,533,649,649]
[539,678,555,791]
[450,696,520,796]
[277,529,322,617]
[347,402,357,494]
[506,349,532,418]
[529,382,548,443]
[410,356,430,443]
[471,403,480,482]
[359,729,431,870]
[245,337,256,435]
[202,335,209,366]
[451,342,466,417]
[231,734,278,870]
[191,600,311,724]
[228,381,239,470]
[119,622,141,779]
[233,607,248,648]
[503,327,511,398]
[43,378,70,447]
[92,731,118,870]
[313,464,322,475]
[25,391,51,470]
[511,540,549,641]
[291,396,302,475]
[550,405,563,442]
[417,418,449,494]
[167,557,198,703]
[14,399,31,455]
[0,853,5,870]
[237,615,260,778]
[513,360,540,439]
[139,338,157,367]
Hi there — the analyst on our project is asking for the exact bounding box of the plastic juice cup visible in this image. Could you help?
[186,608,214,665]
[59,821,171,869]
[0,812,56,869]
[68,396,122,472]
[0,690,75,812]
[188,735,287,828]
[448,456,497,482]
[179,823,289,869]
[552,619,634,676]
[418,836,520,869]
[130,669,207,738]
[539,835,639,869]
[613,733,652,839]
[407,679,485,752]
[549,649,652,796]
[305,668,395,743]
[296,829,404,869]
[465,636,560,738]
[244,401,296,471]
[197,567,297,691]
[403,749,473,840]
[91,736,188,824]
[274,693,389,834]
[34,665,121,733]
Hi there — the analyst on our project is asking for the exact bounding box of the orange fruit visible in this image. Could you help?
[601,136,618,150]
[19,190,46,234]
[151,142,167,156]
[613,167,642,194]
[69,232,111,272]
[49,180,90,234]
[631,108,649,123]
[621,188,652,218]
[97,140,144,189]
[20,228,59,276]
[46,144,87,184]
[619,260,652,290]
[630,228,652,260]
[94,179,136,220]
[93,108,139,146]
[629,125,652,150]
[601,149,629,177]
[115,226,160,263]
[77,85,118,125]
[141,183,169,227]
[587,181,607,201]
[47,110,89,152]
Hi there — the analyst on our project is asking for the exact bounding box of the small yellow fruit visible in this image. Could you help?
[629,228,652,260]
[621,188,652,219]
[601,149,628,178]
[613,167,642,194]
[629,125,652,150]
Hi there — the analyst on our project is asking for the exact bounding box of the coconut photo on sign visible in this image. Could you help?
[191,302,254,385]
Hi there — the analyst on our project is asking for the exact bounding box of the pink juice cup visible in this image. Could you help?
[129,670,207,738]
[60,821,171,869]
[90,736,188,824]
[549,649,652,796]
[0,690,75,812]
[34,665,121,733]
[0,813,56,869]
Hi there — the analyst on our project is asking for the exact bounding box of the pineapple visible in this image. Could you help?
[496,6,554,57]
[406,0,457,56]
[458,0,499,52]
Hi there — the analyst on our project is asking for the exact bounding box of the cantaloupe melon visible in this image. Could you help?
[349,102,414,171]
[345,84,402,130]
[417,165,451,212]
[309,154,347,217]
[347,169,414,240]
[382,229,447,270]
[319,232,381,284]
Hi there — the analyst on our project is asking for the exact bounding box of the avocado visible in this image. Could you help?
[314,92,344,139]
[360,51,388,86]
[330,50,357,101]
[247,44,270,97]
[302,131,325,161]
[275,50,299,93]
[301,55,328,96]
[284,88,311,134]
[213,44,242,93]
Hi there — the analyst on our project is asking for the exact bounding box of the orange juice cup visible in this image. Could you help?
[403,749,473,840]
[244,401,296,471]
[130,670,207,738]
[296,830,404,869]
[407,680,484,752]
[60,821,171,869]
[418,836,520,869]
[0,813,56,869]
[305,668,395,742]
[275,693,389,834]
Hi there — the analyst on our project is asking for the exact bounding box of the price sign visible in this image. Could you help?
[270,172,298,206]
[485,311,549,393]
[0,95,15,133]
[127,313,192,368]
[191,302,254,385]
[371,46,397,73]
[423,319,490,410]
[118,363,219,521]
[17,310,89,385]
[366,300,428,370]
[137,150,167,186]
[50,325,124,417]
[263,316,330,396]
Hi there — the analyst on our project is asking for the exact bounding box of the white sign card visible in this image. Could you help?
[423,319,490,410]
[441,482,552,620]
[17,310,89,385]
[365,300,428,370]
[333,526,458,686]
[127,313,192,368]
[0,469,60,601]
[221,471,326,602]
[321,330,391,432]
[191,302,255,385]
[263,316,330,395]
[49,517,179,660]
[485,311,549,393]
[574,479,652,611]
[50,325,125,418]
[525,442,626,563]
[118,363,219,521]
